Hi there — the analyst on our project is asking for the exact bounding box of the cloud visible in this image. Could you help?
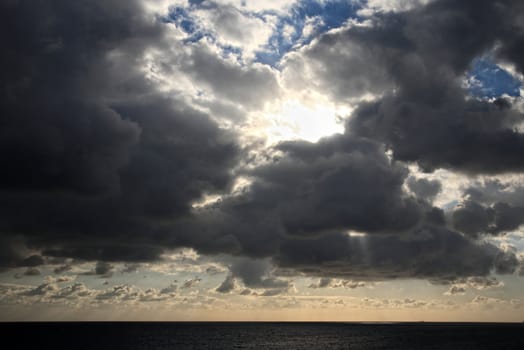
[465,276,504,290]
[206,265,226,275]
[23,268,41,277]
[20,282,59,297]
[308,278,366,289]
[169,131,516,281]
[407,177,442,202]
[445,285,466,296]
[96,285,138,302]
[18,255,45,268]
[194,2,275,57]
[179,43,280,109]
[121,263,141,274]
[494,250,519,274]
[53,264,73,274]
[0,0,240,266]
[331,280,367,289]
[95,262,114,276]
[181,277,202,289]
[229,258,291,290]
[282,28,393,103]
[230,135,425,238]
[7,280,183,307]
[259,288,288,297]
[276,227,516,281]
[361,0,434,15]
[452,200,524,237]
[52,276,75,283]
[443,276,504,295]
[216,274,236,293]
[470,295,509,310]
[345,1,524,174]
[82,262,114,278]
[51,283,95,300]
[308,278,332,289]
[463,180,524,207]
[447,180,524,236]
[159,282,178,296]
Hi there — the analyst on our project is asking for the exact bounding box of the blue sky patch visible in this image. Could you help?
[466,58,522,98]
[163,6,207,43]
[164,1,363,66]
[256,0,363,67]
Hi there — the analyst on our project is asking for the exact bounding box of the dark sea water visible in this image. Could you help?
[2,322,524,349]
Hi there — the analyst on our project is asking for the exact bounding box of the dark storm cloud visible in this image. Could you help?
[497,1,524,74]
[186,133,516,280]
[0,0,240,266]
[350,94,524,174]
[228,258,291,290]
[18,255,45,268]
[23,268,41,276]
[406,177,442,202]
[276,227,516,280]
[0,0,147,194]
[314,0,524,174]
[216,274,236,293]
[452,200,524,237]
[450,180,524,236]
[93,261,114,277]
[493,251,519,275]
[214,135,426,242]
[82,261,114,278]
[451,201,495,237]
[170,134,431,262]
[464,180,524,207]
[94,262,113,276]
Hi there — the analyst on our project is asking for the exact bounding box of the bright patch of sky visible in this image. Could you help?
[265,100,346,142]
[465,57,522,99]
[164,1,363,66]
[255,0,363,66]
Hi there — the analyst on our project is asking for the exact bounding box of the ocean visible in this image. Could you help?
[2,322,523,349]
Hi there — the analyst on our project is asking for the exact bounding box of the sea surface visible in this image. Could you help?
[2,322,523,349]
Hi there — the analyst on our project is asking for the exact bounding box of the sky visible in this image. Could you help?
[1,0,524,322]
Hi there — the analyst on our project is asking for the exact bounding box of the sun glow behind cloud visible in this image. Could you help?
[266,100,345,142]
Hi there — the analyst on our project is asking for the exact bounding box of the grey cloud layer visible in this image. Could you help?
[185,134,516,280]
[346,0,524,174]
[0,0,522,285]
[451,180,524,237]
[0,0,239,265]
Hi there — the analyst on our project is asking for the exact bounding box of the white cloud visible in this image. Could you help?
[358,0,434,16]
[194,5,275,59]
[214,0,297,13]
